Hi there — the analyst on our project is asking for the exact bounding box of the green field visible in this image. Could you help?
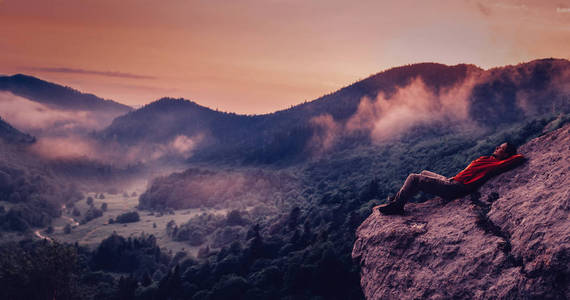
[45,187,230,257]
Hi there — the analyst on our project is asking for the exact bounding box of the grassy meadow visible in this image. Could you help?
[47,187,230,257]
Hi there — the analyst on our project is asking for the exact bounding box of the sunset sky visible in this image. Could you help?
[1,0,569,114]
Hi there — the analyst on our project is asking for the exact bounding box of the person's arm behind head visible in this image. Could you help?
[495,154,526,173]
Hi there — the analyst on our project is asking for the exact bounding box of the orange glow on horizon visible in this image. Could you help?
[1,0,568,114]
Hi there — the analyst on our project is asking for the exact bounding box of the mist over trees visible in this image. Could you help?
[98,59,570,165]
[0,59,568,299]
[0,117,36,144]
[0,164,83,231]
[139,167,301,211]
[100,114,565,299]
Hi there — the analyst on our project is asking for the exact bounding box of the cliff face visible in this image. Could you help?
[352,123,570,300]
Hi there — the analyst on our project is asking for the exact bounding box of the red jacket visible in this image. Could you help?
[452,154,525,186]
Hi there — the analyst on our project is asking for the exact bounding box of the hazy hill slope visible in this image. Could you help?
[469,58,570,125]
[99,97,255,145]
[352,123,570,300]
[0,117,35,144]
[276,62,481,122]
[0,61,567,299]
[99,63,481,143]
[0,74,131,113]
[0,141,83,232]
[0,74,133,137]
[99,58,570,164]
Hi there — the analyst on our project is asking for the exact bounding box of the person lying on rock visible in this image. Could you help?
[376,142,525,215]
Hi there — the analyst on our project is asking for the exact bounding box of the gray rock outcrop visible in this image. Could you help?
[352,124,569,299]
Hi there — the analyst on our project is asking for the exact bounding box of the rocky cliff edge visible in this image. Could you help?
[352,124,569,300]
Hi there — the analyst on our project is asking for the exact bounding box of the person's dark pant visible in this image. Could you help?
[393,170,468,206]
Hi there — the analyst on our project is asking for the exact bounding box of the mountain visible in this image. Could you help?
[0,74,132,113]
[469,58,570,125]
[99,97,255,145]
[99,58,570,164]
[0,60,568,300]
[352,123,570,299]
[0,77,137,232]
[0,117,35,144]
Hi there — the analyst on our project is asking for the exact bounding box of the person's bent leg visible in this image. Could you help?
[377,173,422,215]
[415,176,467,199]
[420,170,447,181]
[392,173,422,206]
[378,173,466,215]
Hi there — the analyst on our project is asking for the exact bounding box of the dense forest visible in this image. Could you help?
[0,59,569,299]
[1,112,567,300]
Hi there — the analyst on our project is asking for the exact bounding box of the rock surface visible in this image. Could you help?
[352,124,570,300]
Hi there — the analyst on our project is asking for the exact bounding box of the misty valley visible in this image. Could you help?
[0,59,569,299]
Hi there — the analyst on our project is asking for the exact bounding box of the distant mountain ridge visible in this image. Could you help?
[98,62,484,163]
[3,59,568,164]
[0,74,132,113]
[99,97,254,145]
[280,62,481,120]
[99,58,570,164]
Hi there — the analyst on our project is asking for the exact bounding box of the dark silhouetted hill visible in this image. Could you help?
[0,117,35,144]
[99,97,254,145]
[99,58,570,164]
[0,74,131,113]
[469,58,570,125]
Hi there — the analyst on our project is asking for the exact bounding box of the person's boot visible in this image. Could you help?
[376,196,404,215]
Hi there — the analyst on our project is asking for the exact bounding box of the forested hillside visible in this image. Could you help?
[0,59,568,299]
[99,58,570,164]
[1,113,567,300]
[0,74,131,113]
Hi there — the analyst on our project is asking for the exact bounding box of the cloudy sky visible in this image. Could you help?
[1,0,568,114]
